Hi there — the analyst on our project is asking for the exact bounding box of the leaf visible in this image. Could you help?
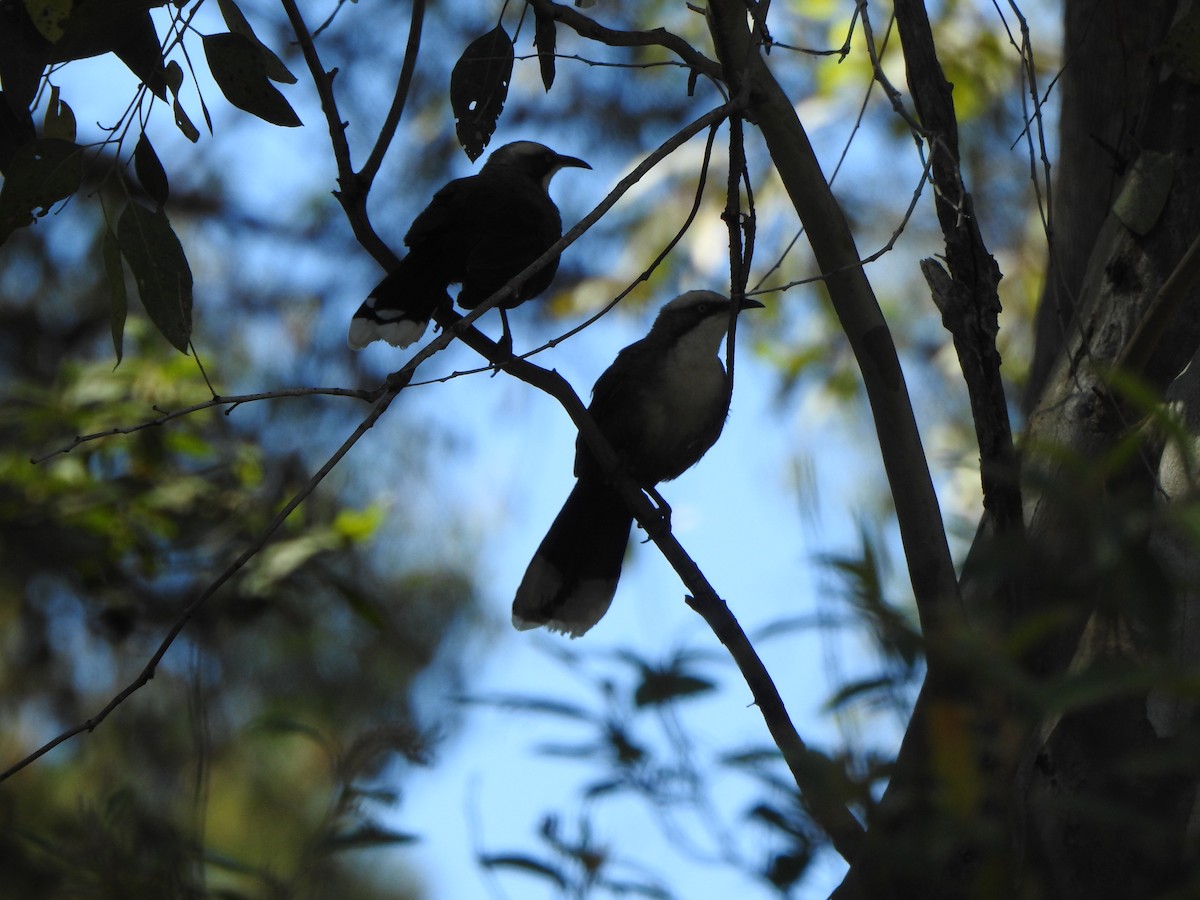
[478,854,568,888]
[172,97,200,142]
[109,10,167,99]
[216,0,297,84]
[320,824,418,852]
[22,0,71,43]
[102,226,127,364]
[450,26,514,160]
[133,133,169,207]
[633,669,716,707]
[164,59,184,94]
[460,693,595,721]
[0,137,84,244]
[533,7,556,91]
[116,202,193,352]
[202,32,302,127]
[42,85,75,141]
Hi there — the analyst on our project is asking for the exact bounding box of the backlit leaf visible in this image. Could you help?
[102,226,127,364]
[203,32,301,127]
[133,132,169,207]
[117,202,193,352]
[533,7,556,91]
[450,26,513,160]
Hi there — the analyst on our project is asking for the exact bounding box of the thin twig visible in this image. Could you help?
[361,0,426,186]
[31,386,375,464]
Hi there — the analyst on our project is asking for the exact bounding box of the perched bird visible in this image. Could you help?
[348,141,590,350]
[512,291,763,637]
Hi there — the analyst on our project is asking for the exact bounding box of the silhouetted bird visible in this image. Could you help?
[348,141,590,350]
[512,291,763,637]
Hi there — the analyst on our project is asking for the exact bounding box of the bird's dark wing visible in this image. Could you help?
[576,343,656,479]
[457,189,563,308]
[403,177,476,249]
[459,231,559,308]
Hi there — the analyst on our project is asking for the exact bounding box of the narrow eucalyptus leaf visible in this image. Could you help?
[202,32,301,127]
[117,202,193,353]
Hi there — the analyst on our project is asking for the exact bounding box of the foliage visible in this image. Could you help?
[4,0,1200,898]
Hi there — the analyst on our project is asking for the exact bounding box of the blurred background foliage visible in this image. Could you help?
[0,0,1063,896]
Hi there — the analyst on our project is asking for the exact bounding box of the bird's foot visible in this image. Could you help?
[641,486,672,541]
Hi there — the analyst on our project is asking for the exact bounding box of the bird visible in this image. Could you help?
[512,290,763,637]
[348,141,590,350]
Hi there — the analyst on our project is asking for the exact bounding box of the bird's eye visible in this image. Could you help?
[697,303,710,313]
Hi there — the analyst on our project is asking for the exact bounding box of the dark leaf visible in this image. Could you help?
[533,740,605,759]
[583,778,626,799]
[23,0,71,42]
[319,824,417,852]
[824,675,896,712]
[595,877,673,899]
[116,202,193,352]
[766,849,812,891]
[202,32,301,127]
[109,10,167,98]
[102,226,127,364]
[634,670,716,707]
[133,132,169,207]
[461,693,596,721]
[42,85,75,141]
[450,26,514,160]
[164,58,184,94]
[216,0,297,84]
[533,6,556,91]
[607,724,646,764]
[0,137,84,244]
[172,96,200,142]
[0,93,37,173]
[747,802,807,838]
[478,854,568,888]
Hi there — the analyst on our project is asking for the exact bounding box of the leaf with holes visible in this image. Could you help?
[533,6,556,91]
[117,202,193,353]
[203,32,301,127]
[450,26,513,160]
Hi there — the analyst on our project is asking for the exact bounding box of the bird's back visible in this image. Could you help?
[404,171,563,308]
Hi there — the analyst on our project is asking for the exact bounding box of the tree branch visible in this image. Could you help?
[704,0,964,649]
[892,0,1021,538]
[526,0,723,86]
[443,314,867,863]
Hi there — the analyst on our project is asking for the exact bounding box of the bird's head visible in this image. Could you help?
[484,141,591,190]
[652,290,764,336]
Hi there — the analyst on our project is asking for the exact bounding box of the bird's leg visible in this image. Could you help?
[641,484,673,540]
[498,308,514,357]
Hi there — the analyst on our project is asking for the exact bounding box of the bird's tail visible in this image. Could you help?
[512,476,633,637]
[348,255,450,350]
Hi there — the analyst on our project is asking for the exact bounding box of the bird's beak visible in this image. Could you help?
[555,154,591,171]
[739,297,765,310]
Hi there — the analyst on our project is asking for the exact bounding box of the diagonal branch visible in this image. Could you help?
[705,0,964,650]
[442,312,867,863]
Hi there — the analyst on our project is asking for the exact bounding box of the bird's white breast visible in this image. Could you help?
[643,316,730,450]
